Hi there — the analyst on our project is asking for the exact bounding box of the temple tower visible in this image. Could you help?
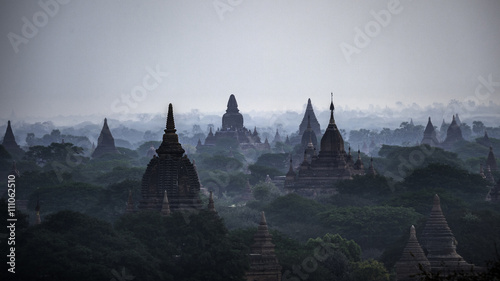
[301,115,318,149]
[207,191,216,213]
[222,94,244,130]
[441,115,464,149]
[245,211,282,281]
[298,98,321,136]
[420,194,475,274]
[139,104,203,212]
[395,225,430,281]
[2,120,24,157]
[273,129,281,143]
[92,118,120,158]
[286,95,366,195]
[486,147,497,172]
[421,117,439,146]
[367,158,377,176]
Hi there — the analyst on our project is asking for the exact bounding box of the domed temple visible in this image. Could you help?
[138,103,203,212]
[284,95,366,196]
[198,94,265,150]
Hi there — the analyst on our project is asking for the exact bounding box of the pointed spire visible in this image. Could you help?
[166,103,176,132]
[161,190,171,216]
[92,118,119,158]
[367,157,377,176]
[395,225,431,281]
[286,156,295,177]
[421,194,473,271]
[208,191,216,212]
[2,120,23,156]
[329,92,335,124]
[260,211,267,225]
[156,104,185,158]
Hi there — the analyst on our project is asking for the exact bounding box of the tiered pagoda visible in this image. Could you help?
[138,104,203,212]
[285,96,365,196]
[396,195,480,279]
[395,225,430,281]
[2,120,24,157]
[91,118,120,158]
[420,195,476,274]
[245,211,282,281]
[421,117,439,146]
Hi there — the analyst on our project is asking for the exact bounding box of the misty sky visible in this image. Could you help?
[1,0,500,120]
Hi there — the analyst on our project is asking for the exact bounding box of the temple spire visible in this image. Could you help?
[208,191,216,213]
[329,92,335,124]
[395,225,430,281]
[156,104,185,157]
[161,190,171,216]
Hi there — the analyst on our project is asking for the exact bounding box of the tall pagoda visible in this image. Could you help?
[285,95,365,196]
[245,211,282,281]
[440,115,464,150]
[421,117,439,146]
[486,146,497,172]
[138,104,203,212]
[395,225,430,281]
[420,195,475,274]
[298,98,321,137]
[91,118,120,158]
[2,120,24,157]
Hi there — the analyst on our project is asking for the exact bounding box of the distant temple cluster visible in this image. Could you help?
[421,114,465,149]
